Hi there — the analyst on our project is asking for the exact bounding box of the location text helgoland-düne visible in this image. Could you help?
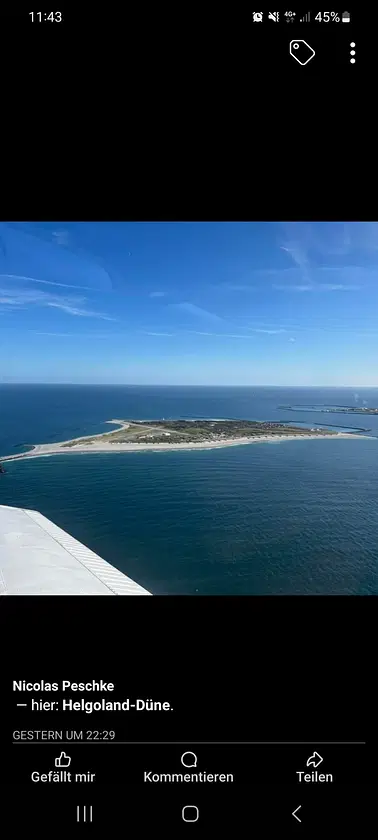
[29,698,172,713]
[62,699,172,712]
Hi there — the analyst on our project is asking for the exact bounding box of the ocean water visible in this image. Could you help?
[1,384,378,595]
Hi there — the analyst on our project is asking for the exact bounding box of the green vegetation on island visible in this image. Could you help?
[61,419,337,447]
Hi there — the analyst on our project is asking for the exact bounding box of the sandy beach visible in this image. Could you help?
[1,419,370,464]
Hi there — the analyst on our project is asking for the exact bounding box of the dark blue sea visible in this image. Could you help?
[1,385,378,594]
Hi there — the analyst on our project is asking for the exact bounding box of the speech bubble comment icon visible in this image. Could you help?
[181,751,197,768]
[290,40,315,65]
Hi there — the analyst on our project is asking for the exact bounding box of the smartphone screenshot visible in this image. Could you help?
[0,6,374,835]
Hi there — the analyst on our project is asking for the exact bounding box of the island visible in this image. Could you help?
[1,419,368,464]
[278,404,378,416]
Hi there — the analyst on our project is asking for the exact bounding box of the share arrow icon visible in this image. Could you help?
[306,751,323,768]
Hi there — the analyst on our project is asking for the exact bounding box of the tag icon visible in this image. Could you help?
[290,40,315,65]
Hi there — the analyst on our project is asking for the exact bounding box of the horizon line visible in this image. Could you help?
[0,382,377,389]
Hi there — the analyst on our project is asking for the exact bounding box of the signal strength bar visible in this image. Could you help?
[300,12,311,22]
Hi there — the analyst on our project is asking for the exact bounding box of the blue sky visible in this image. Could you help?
[1,221,378,385]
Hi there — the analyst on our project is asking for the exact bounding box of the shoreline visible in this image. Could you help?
[0,419,373,464]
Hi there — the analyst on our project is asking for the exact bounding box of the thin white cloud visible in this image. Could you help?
[322,284,361,291]
[184,331,215,336]
[273,283,360,292]
[184,330,283,339]
[0,296,21,305]
[207,333,253,338]
[281,241,310,282]
[33,332,79,337]
[252,328,287,334]
[27,330,113,338]
[0,223,114,292]
[342,223,351,253]
[280,221,378,268]
[253,268,295,277]
[149,291,166,298]
[0,285,115,320]
[318,266,365,274]
[0,273,92,290]
[289,337,296,342]
[0,303,23,311]
[143,331,175,336]
[0,288,51,305]
[215,283,255,291]
[309,223,352,256]
[362,221,378,251]
[273,284,313,292]
[171,302,223,322]
[46,302,116,320]
[53,230,69,244]
[52,229,70,246]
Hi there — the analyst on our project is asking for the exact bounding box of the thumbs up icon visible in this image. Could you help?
[55,752,71,768]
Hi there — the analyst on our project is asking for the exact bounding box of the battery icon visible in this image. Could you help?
[342,11,351,22]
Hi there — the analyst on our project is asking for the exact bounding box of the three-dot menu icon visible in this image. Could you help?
[350,42,356,64]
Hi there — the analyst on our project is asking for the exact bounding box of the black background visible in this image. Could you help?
[0,7,369,76]
[2,597,374,745]
[0,4,376,834]
[1,597,375,831]
[2,596,373,733]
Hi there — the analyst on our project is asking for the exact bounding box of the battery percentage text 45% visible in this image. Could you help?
[315,12,340,22]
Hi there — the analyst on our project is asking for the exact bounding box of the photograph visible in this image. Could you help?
[1,221,377,595]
